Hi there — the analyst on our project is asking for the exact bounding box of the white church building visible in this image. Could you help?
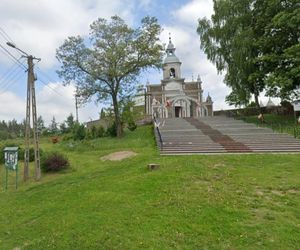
[145,36,213,118]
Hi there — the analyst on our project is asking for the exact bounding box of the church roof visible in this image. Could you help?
[206,93,213,103]
[163,36,180,64]
[185,83,199,90]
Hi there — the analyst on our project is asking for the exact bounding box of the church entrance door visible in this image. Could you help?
[175,107,182,117]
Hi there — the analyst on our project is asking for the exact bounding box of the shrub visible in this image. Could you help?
[41,152,69,172]
[73,123,86,140]
[85,129,93,140]
[0,131,12,140]
[18,147,44,162]
[127,120,137,131]
[97,126,105,137]
[90,125,97,138]
[106,122,117,137]
[62,133,73,141]
[51,136,59,144]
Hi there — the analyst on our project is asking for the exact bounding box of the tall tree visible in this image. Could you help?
[198,0,300,106]
[198,0,264,107]
[56,15,163,137]
[253,0,300,100]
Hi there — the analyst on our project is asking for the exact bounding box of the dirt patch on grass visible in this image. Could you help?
[101,151,137,161]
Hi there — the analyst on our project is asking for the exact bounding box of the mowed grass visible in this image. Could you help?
[0,125,300,249]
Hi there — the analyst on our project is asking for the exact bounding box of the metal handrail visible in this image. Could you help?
[153,115,163,149]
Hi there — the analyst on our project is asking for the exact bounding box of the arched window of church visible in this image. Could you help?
[170,68,175,78]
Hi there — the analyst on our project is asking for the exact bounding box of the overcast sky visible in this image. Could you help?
[0,0,272,125]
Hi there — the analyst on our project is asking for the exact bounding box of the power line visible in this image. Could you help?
[0,57,26,83]
[0,42,64,98]
[0,69,26,96]
[37,77,65,98]
[0,27,14,43]
[0,43,27,70]
[0,27,23,58]
[36,66,58,83]
[35,66,66,97]
[0,65,26,92]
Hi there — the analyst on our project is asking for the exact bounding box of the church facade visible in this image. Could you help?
[145,37,213,118]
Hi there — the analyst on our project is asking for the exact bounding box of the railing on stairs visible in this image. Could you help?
[153,116,163,150]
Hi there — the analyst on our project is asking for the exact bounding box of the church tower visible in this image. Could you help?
[162,36,182,80]
[145,35,213,118]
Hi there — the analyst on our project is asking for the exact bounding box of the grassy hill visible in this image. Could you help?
[0,125,300,249]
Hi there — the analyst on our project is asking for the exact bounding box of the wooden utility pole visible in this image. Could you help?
[6,42,41,181]
[24,56,41,181]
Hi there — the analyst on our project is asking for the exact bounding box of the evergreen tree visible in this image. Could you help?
[49,116,58,134]
[37,115,45,134]
[100,108,106,119]
[65,113,75,132]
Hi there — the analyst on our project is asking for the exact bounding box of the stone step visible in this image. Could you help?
[154,117,300,155]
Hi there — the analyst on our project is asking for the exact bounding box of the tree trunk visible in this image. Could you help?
[254,93,262,113]
[112,94,123,137]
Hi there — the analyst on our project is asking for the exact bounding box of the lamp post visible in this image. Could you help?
[6,42,41,181]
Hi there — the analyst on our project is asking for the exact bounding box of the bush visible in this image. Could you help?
[73,123,86,140]
[41,152,69,172]
[18,147,44,162]
[106,122,117,137]
[51,137,59,144]
[87,125,105,139]
[0,131,12,140]
[127,120,137,131]
[97,126,105,137]
[62,133,73,141]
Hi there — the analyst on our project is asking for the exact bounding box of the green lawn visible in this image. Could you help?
[0,126,300,249]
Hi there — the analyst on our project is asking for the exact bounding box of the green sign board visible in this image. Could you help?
[3,147,19,190]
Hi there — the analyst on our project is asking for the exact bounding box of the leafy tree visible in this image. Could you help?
[198,0,264,107]
[198,0,300,106]
[56,15,163,137]
[253,0,300,100]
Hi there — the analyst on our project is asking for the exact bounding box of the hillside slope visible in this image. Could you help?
[0,126,299,249]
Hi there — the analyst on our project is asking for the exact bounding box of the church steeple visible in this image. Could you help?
[163,34,180,64]
[166,34,175,55]
[163,34,182,80]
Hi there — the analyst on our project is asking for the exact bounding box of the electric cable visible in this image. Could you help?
[0,43,27,70]
[0,69,26,95]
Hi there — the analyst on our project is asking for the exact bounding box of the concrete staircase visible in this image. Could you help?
[154,116,300,155]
